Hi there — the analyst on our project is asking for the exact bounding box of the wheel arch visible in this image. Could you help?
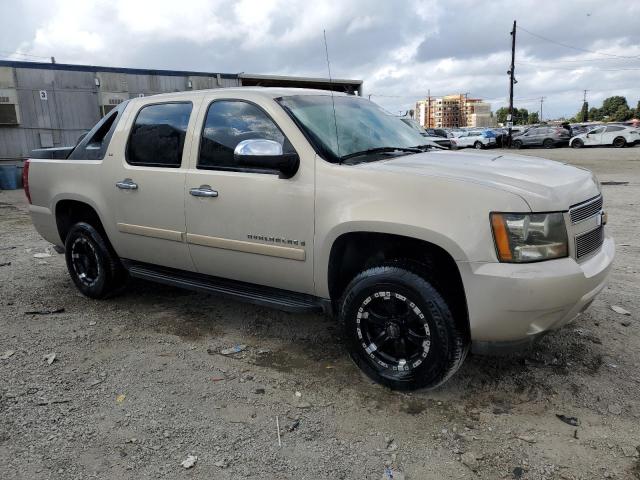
[325,229,469,340]
[54,197,110,246]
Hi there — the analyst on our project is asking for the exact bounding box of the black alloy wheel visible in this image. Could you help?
[64,222,127,299]
[340,266,467,390]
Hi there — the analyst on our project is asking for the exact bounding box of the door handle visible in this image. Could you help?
[116,178,138,190]
[190,186,218,198]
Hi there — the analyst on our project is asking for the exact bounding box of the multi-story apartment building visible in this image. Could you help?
[415,94,494,129]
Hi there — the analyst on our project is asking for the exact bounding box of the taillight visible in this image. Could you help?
[23,159,31,204]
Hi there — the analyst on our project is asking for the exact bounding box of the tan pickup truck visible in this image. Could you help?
[24,88,614,390]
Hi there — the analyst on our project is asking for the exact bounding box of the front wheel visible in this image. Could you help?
[512,140,523,149]
[571,139,584,148]
[543,138,554,148]
[64,222,127,299]
[339,266,468,391]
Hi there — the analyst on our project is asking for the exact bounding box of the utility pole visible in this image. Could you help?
[462,91,470,127]
[583,89,589,121]
[427,89,431,128]
[508,20,516,146]
[539,96,546,123]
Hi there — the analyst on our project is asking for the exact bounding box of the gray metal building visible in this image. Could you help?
[0,60,363,162]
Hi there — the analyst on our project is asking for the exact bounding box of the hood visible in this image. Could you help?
[358,150,600,211]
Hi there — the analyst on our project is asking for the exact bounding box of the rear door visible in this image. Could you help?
[602,125,624,144]
[103,99,200,270]
[183,95,315,294]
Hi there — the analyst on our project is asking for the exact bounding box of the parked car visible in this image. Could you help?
[425,128,449,138]
[511,126,570,149]
[570,125,640,148]
[400,118,452,149]
[450,129,497,149]
[24,88,613,390]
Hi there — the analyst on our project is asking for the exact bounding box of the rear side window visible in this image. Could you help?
[198,100,293,171]
[606,126,624,132]
[68,103,124,160]
[126,102,193,167]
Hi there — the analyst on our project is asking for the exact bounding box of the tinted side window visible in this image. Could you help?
[68,103,125,160]
[127,102,192,167]
[198,100,293,171]
[606,126,624,132]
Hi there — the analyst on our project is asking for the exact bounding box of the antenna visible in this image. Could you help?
[323,30,340,158]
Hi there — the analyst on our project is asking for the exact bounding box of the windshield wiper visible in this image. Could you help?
[340,146,421,161]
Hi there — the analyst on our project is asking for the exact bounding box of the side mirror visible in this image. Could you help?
[234,139,299,179]
[586,134,590,138]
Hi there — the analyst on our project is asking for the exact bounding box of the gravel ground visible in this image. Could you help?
[1,146,639,480]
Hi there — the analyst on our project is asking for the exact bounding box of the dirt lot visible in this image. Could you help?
[1,146,639,480]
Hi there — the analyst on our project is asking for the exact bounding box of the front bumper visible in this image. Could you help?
[458,234,615,354]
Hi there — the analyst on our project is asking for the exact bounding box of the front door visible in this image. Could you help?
[104,100,198,271]
[184,97,315,294]
[584,127,605,146]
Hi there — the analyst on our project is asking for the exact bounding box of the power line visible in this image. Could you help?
[516,60,640,72]
[0,50,51,60]
[518,25,640,59]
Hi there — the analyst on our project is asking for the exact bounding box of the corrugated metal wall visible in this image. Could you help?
[0,65,241,162]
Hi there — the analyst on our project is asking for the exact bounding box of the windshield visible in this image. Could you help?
[276,95,427,162]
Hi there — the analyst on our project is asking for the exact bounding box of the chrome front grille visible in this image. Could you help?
[569,195,603,224]
[575,225,604,259]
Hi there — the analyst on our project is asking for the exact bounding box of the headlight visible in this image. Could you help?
[490,212,568,262]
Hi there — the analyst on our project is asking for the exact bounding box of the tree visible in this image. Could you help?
[612,105,633,122]
[496,107,509,124]
[527,112,540,124]
[576,101,589,122]
[495,107,530,125]
[635,100,640,119]
[515,108,529,125]
[589,107,603,121]
[601,96,628,117]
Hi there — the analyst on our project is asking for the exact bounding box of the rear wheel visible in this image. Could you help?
[474,141,483,150]
[64,222,127,299]
[339,266,467,391]
[571,138,584,148]
[543,138,554,148]
[512,139,523,149]
[613,136,626,148]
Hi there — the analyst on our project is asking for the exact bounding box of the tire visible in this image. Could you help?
[64,222,127,299]
[474,141,483,150]
[613,137,626,148]
[571,139,584,148]
[512,140,522,149]
[339,266,468,391]
[543,138,554,148]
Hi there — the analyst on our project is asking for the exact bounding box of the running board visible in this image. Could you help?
[123,261,327,314]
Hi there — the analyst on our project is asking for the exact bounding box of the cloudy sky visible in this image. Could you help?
[2,0,639,119]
